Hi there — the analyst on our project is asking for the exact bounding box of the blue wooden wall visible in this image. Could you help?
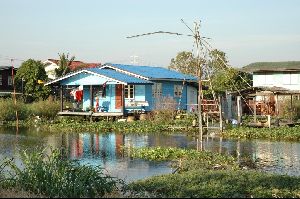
[149,80,188,111]
[59,72,194,112]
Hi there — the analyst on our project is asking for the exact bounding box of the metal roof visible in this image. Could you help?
[45,68,153,86]
[242,61,300,72]
[103,63,198,81]
[0,66,14,71]
[86,68,153,84]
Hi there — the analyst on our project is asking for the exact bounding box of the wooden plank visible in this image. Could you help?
[58,112,123,117]
[58,112,91,116]
[92,112,123,117]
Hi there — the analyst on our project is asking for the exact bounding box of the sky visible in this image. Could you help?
[0,0,300,68]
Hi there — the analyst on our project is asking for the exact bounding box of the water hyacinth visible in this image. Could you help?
[124,147,239,171]
[222,126,300,141]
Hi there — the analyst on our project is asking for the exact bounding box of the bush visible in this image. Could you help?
[150,96,178,123]
[28,98,60,120]
[3,148,120,198]
[0,98,29,121]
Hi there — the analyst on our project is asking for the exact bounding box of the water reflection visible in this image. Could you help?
[0,127,300,182]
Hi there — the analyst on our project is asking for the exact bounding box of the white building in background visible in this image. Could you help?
[243,61,300,91]
[43,59,101,80]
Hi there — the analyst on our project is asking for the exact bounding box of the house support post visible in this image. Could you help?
[290,94,293,122]
[122,84,126,117]
[237,96,242,124]
[275,94,279,116]
[60,85,64,112]
[219,96,223,132]
[253,97,257,123]
[90,85,93,123]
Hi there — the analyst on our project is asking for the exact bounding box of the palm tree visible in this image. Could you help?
[55,53,75,77]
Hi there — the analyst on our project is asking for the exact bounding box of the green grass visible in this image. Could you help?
[128,170,300,198]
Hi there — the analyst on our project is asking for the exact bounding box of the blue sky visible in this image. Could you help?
[0,0,300,68]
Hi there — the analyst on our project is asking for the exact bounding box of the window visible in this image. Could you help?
[290,74,298,85]
[152,83,162,98]
[283,73,299,85]
[8,76,12,86]
[174,85,183,97]
[125,85,134,99]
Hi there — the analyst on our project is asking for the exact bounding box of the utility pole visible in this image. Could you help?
[11,59,19,132]
[194,22,204,151]
[126,19,206,150]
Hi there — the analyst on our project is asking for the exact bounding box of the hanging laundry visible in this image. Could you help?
[75,90,83,102]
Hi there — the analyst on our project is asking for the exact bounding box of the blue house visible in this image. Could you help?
[45,63,198,117]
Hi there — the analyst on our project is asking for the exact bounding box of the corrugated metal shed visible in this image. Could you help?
[104,63,198,81]
[86,68,153,84]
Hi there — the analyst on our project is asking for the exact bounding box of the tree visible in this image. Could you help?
[210,68,252,94]
[168,51,200,76]
[55,53,75,77]
[169,50,252,97]
[15,59,51,102]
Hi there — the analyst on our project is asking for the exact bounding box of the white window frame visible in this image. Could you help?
[290,73,298,85]
[152,83,162,98]
[125,85,135,99]
[174,85,183,97]
[8,76,12,86]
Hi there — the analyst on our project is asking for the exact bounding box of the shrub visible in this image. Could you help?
[150,96,178,123]
[0,98,29,121]
[28,98,60,120]
[4,148,120,198]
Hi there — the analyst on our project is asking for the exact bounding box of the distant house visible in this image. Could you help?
[225,61,300,121]
[45,63,199,117]
[0,66,19,96]
[43,59,101,80]
[243,61,300,91]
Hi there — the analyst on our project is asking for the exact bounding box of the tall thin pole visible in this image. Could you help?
[194,22,203,150]
[11,59,19,132]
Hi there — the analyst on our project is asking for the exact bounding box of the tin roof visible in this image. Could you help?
[103,63,198,81]
[45,68,153,86]
[242,61,300,72]
[86,68,153,84]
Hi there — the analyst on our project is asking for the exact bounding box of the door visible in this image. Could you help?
[115,84,123,109]
[187,86,197,112]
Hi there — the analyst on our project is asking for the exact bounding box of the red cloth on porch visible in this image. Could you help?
[75,90,83,101]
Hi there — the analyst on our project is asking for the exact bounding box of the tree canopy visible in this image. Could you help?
[15,59,51,102]
[169,50,252,97]
[55,53,75,77]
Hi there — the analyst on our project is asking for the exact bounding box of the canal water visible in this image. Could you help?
[0,127,300,182]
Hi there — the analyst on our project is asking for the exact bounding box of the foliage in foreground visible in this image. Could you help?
[128,170,300,198]
[222,126,300,141]
[1,149,120,198]
[125,147,239,172]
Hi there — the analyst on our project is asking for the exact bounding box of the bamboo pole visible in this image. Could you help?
[11,59,18,132]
